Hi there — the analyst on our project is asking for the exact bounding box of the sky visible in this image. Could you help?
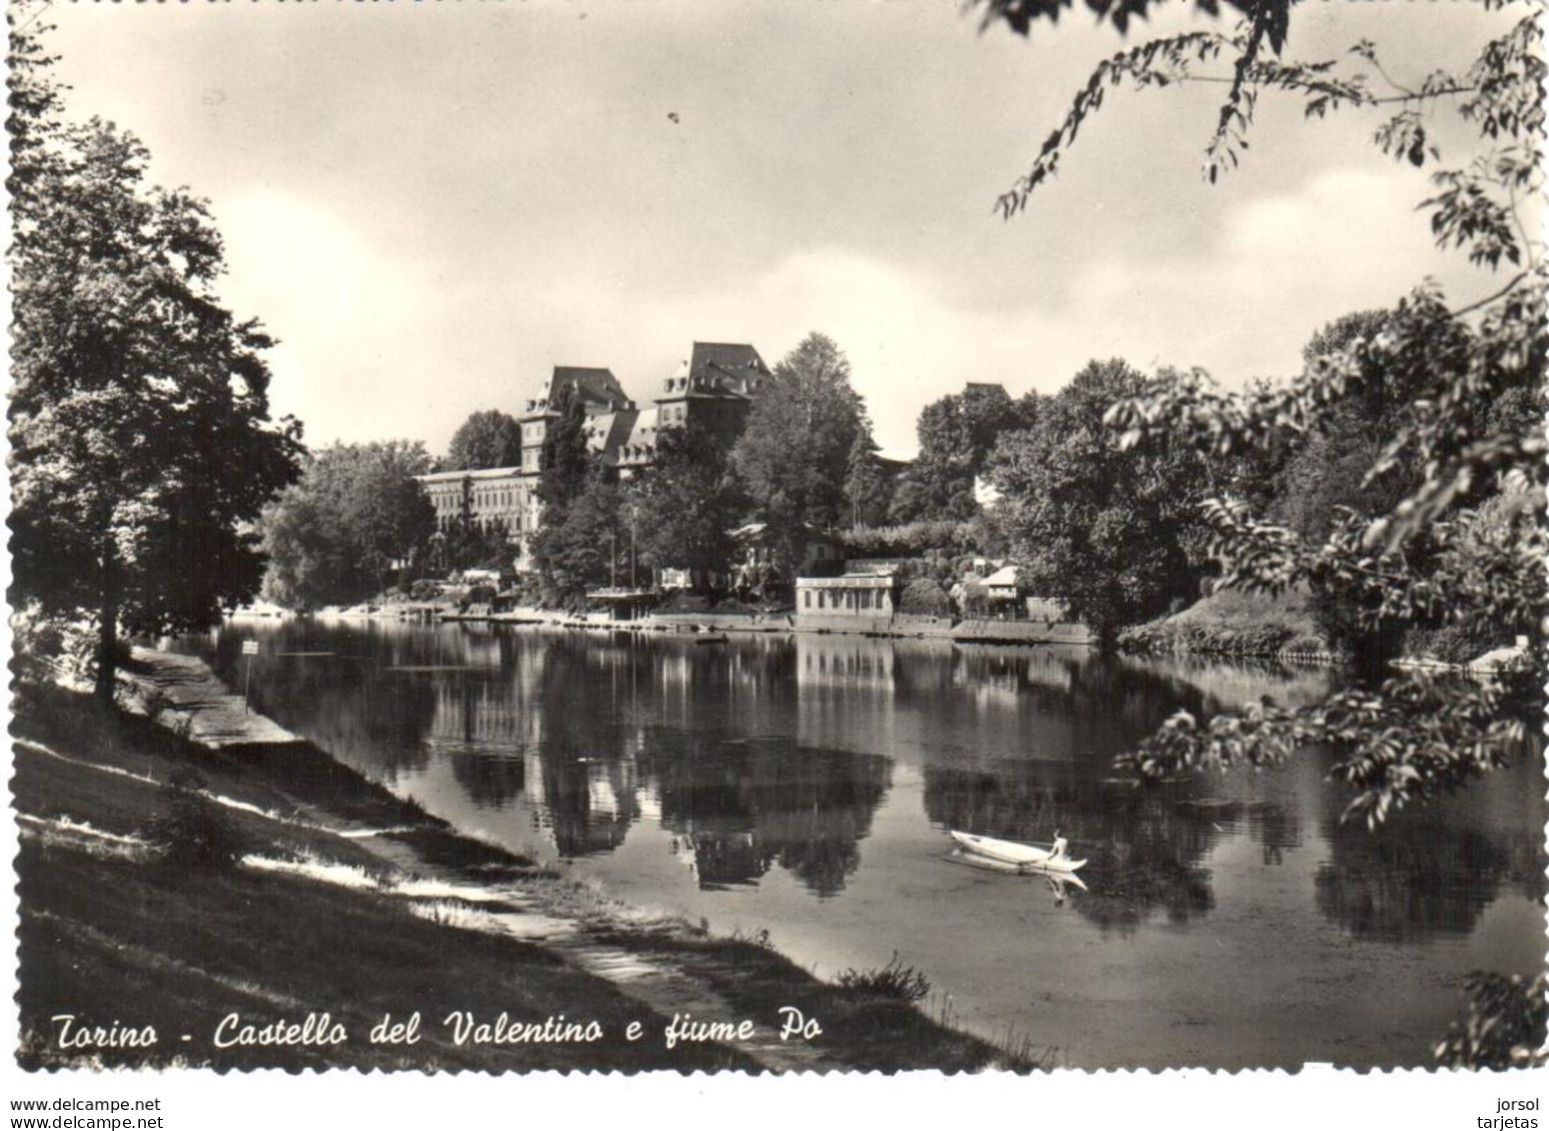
[42,0,1523,459]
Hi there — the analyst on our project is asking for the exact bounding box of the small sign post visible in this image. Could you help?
[241,639,259,713]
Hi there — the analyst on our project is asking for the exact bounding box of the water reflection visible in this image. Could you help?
[644,737,891,896]
[205,623,1342,908]
[922,764,1223,931]
[1313,739,1547,941]
[188,620,1547,1066]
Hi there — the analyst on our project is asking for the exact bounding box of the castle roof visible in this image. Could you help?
[523,366,633,416]
[660,342,769,400]
[584,409,641,465]
[618,406,662,465]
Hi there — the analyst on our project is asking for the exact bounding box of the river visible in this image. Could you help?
[187,619,1545,1069]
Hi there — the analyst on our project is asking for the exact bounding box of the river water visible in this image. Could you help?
[189,619,1545,1068]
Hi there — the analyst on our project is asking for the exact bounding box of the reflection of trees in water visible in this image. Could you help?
[922,763,1235,932]
[1313,748,1547,942]
[228,633,439,780]
[643,737,891,897]
[449,751,526,810]
[1173,799,1304,866]
[932,646,1324,754]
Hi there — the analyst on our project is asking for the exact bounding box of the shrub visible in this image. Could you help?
[899,577,952,616]
[12,607,106,686]
[834,953,931,1002]
[838,521,980,559]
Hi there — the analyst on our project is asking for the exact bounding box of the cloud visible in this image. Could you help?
[212,189,429,445]
[1063,167,1451,384]
[208,166,1478,461]
[618,165,1464,454]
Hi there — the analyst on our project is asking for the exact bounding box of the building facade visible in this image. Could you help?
[418,343,769,574]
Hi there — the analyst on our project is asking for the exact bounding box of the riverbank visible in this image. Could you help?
[13,649,1005,1072]
[1117,589,1336,662]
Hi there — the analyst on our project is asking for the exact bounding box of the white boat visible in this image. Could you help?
[949,830,1087,873]
[947,849,1089,890]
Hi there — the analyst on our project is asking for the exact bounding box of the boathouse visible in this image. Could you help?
[794,573,898,634]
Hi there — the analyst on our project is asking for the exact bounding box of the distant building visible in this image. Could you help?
[419,465,532,542]
[418,343,769,575]
[617,342,769,476]
[794,573,899,632]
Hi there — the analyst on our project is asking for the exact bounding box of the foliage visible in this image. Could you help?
[899,577,953,617]
[1117,587,1328,658]
[1404,621,1502,667]
[8,15,304,699]
[529,390,624,605]
[143,770,246,870]
[974,0,1279,41]
[1237,310,1430,670]
[629,425,745,587]
[837,520,983,559]
[732,333,869,568]
[986,0,1546,825]
[843,433,895,529]
[440,510,513,574]
[1434,972,1548,1070]
[537,397,594,510]
[532,479,624,607]
[988,360,1213,641]
[260,442,436,609]
[445,409,522,471]
[834,953,932,1003]
[9,607,101,686]
[889,384,1029,523]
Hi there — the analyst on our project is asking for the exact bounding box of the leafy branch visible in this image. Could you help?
[1121,666,1532,828]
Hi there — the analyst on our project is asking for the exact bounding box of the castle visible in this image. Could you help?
[418,342,770,570]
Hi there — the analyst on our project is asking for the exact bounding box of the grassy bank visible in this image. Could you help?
[13,669,1002,1072]
[1117,588,1333,660]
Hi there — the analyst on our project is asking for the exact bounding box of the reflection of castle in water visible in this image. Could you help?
[414,632,892,895]
[643,737,892,897]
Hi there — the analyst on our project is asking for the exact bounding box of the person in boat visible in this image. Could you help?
[1050,831,1068,860]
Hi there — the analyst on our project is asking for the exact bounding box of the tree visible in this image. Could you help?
[445,409,522,471]
[260,442,435,609]
[842,432,894,529]
[529,393,621,605]
[8,16,304,699]
[536,396,593,510]
[891,384,1026,523]
[987,360,1212,641]
[630,425,744,589]
[532,479,623,607]
[981,0,1544,832]
[732,333,868,569]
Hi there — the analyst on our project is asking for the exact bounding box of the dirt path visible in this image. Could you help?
[132,648,301,747]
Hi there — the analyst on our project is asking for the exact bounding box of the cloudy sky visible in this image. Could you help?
[44,0,1518,457]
